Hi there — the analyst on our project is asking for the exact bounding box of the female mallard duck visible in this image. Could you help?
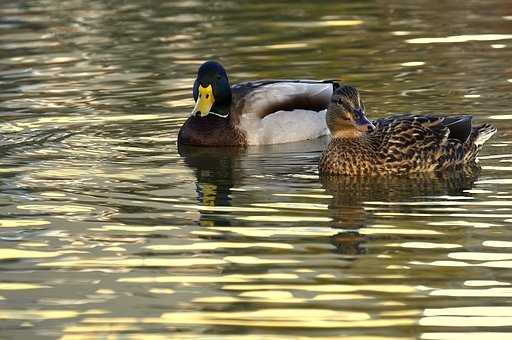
[178,61,337,146]
[319,85,497,176]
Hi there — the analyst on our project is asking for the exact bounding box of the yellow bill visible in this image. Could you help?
[191,84,215,117]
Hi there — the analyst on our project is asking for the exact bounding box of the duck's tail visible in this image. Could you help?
[464,123,497,162]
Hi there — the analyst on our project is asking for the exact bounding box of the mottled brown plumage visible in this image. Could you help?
[319,85,497,176]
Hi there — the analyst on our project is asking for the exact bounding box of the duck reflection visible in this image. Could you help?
[321,166,480,255]
[178,144,243,226]
[178,139,329,227]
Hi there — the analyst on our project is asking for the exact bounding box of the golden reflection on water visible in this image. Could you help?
[484,240,512,247]
[251,202,328,210]
[146,241,293,251]
[464,280,511,287]
[406,34,512,44]
[38,257,226,268]
[0,283,49,290]
[0,219,50,228]
[1,0,512,339]
[17,204,95,214]
[93,225,180,232]
[148,288,175,295]
[421,333,512,340]
[206,226,338,237]
[396,242,461,249]
[77,309,416,329]
[0,249,61,260]
[119,273,297,284]
[272,19,364,28]
[236,215,332,222]
[430,288,512,297]
[420,316,512,327]
[0,309,79,320]
[221,284,416,294]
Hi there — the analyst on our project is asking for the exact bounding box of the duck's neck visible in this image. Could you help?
[212,86,232,117]
[331,128,365,140]
[331,133,376,153]
[212,101,231,117]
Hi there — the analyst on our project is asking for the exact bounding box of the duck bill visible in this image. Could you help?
[191,84,215,117]
[353,109,376,133]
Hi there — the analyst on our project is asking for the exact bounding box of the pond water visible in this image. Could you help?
[1,0,512,339]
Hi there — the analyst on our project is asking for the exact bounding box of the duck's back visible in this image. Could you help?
[373,115,463,173]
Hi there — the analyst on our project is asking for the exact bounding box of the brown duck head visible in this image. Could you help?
[326,84,375,138]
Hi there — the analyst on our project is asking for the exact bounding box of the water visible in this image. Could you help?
[1,0,512,338]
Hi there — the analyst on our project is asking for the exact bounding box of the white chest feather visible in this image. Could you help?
[236,81,333,145]
[241,109,329,145]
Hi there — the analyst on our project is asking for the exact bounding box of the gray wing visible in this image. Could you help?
[231,80,338,119]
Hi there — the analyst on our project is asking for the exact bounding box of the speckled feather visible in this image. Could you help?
[320,114,497,176]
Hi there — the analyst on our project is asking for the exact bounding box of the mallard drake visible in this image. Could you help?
[319,85,497,176]
[178,61,337,146]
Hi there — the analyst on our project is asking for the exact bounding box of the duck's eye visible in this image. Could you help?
[337,98,344,105]
[205,94,209,99]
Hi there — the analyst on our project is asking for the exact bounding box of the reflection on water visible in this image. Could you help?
[322,168,479,228]
[1,0,512,339]
[322,168,480,257]
[178,144,243,215]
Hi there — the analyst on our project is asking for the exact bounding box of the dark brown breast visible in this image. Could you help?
[177,115,247,146]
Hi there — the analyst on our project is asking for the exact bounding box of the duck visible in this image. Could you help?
[178,60,338,146]
[319,85,497,176]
